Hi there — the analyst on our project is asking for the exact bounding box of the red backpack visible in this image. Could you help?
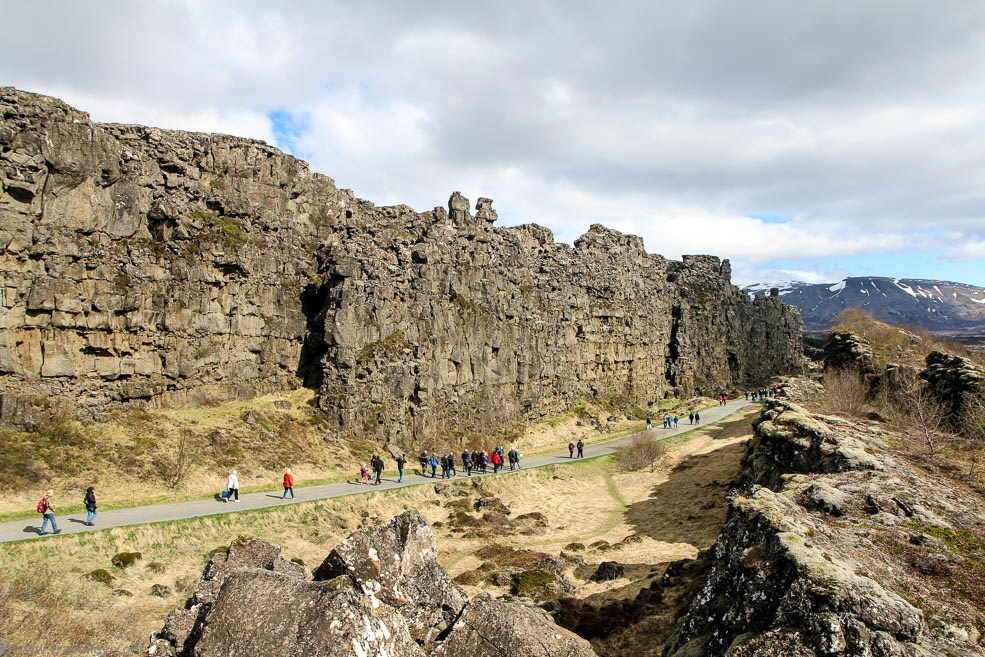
[36,497,49,513]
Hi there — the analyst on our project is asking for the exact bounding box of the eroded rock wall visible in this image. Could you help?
[1,88,802,439]
[1,88,351,418]
[665,398,985,657]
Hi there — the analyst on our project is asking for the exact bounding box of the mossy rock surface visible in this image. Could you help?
[111,551,142,569]
[85,568,114,585]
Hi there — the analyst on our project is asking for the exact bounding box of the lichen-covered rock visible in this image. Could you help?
[435,593,597,657]
[665,399,985,657]
[150,511,596,657]
[312,509,467,645]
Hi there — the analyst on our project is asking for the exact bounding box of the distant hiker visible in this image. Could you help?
[429,453,439,478]
[491,450,502,473]
[479,451,488,474]
[38,490,60,535]
[84,486,97,526]
[373,455,384,485]
[508,448,517,470]
[462,449,473,476]
[673,416,679,428]
[419,450,429,476]
[440,454,449,479]
[568,441,575,458]
[514,448,522,468]
[396,454,406,483]
[576,439,584,458]
[282,469,295,499]
[646,413,652,430]
[694,412,700,424]
[447,453,457,477]
[688,412,694,425]
[359,464,369,484]
[226,471,240,502]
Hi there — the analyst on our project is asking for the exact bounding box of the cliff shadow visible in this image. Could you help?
[624,437,749,548]
[296,282,328,389]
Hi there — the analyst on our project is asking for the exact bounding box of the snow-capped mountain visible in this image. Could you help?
[743,277,985,333]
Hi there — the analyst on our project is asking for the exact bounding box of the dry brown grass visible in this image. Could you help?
[833,308,985,369]
[818,368,872,418]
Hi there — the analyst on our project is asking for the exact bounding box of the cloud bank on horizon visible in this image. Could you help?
[3,1,984,286]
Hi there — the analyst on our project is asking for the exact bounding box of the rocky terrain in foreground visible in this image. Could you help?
[148,509,597,657]
[664,393,985,657]
[2,88,801,446]
[143,386,985,656]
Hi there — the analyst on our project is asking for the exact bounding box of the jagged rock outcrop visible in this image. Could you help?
[822,331,875,374]
[149,510,597,657]
[921,351,985,421]
[1,88,802,441]
[665,399,985,657]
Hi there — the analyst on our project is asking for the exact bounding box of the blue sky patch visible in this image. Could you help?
[268,109,310,157]
[745,213,793,224]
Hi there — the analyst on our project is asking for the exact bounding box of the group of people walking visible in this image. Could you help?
[417,446,525,479]
[745,387,777,401]
[35,487,98,535]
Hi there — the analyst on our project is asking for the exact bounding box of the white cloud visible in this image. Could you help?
[3,1,985,284]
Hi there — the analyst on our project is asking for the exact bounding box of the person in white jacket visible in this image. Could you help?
[226,470,240,502]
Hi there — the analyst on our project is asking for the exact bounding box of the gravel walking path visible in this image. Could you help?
[0,399,751,543]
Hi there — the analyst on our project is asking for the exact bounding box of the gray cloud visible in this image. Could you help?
[3,0,984,283]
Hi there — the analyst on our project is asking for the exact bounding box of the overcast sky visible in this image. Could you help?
[3,1,985,286]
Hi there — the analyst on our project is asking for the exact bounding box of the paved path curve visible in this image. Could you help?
[0,399,752,543]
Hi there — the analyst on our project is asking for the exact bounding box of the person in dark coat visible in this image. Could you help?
[84,486,97,526]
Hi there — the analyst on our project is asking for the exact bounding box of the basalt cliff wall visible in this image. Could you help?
[1,88,802,443]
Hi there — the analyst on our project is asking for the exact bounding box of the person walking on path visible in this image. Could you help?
[462,450,473,476]
[372,455,384,485]
[694,412,701,424]
[576,439,584,458]
[396,454,406,483]
[226,471,240,502]
[38,490,60,535]
[491,450,502,473]
[359,464,369,485]
[673,416,679,428]
[688,412,694,425]
[447,453,457,477]
[84,486,97,526]
[568,441,575,458]
[429,453,439,478]
[282,469,295,499]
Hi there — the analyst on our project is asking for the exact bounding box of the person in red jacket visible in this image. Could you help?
[282,468,295,499]
[491,450,502,474]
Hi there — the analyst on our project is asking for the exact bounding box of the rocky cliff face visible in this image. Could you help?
[1,88,802,441]
[665,398,985,657]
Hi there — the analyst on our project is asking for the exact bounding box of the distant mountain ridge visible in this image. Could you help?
[744,277,985,333]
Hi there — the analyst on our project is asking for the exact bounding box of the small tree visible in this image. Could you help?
[616,433,667,472]
[960,391,985,478]
[822,368,871,417]
[880,372,950,457]
[157,429,197,489]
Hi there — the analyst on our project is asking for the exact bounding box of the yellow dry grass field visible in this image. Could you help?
[0,407,756,657]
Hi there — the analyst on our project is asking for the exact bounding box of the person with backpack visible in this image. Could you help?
[226,470,240,502]
[568,441,575,458]
[37,490,60,535]
[576,439,584,458]
[462,449,473,476]
[282,468,295,499]
[429,453,439,478]
[84,486,97,526]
